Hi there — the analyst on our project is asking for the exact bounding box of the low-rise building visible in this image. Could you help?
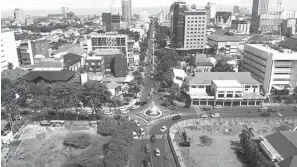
[242,44,297,95]
[231,20,250,34]
[173,68,188,88]
[187,72,264,106]
[279,36,297,52]
[63,53,82,71]
[22,68,80,84]
[191,54,213,72]
[85,56,104,73]
[207,30,241,55]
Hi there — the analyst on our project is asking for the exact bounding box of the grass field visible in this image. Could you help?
[4,123,109,167]
[174,122,295,167]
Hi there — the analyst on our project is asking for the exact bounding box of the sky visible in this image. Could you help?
[1,0,296,16]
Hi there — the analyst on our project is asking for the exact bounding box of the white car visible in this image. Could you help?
[155,148,161,157]
[200,113,208,118]
[211,113,220,118]
[213,105,222,109]
[132,106,140,110]
[160,126,167,133]
[277,112,284,117]
[133,131,138,139]
[134,120,141,126]
[258,106,268,110]
[139,128,145,136]
[120,109,129,114]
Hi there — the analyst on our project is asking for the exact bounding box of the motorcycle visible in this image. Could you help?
[164,156,167,160]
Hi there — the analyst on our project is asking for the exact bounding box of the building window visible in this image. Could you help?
[191,86,197,88]
[226,94,233,98]
[235,94,242,98]
[252,86,257,88]
[218,94,224,98]
[227,91,233,93]
[235,91,242,93]
[198,86,204,88]
[245,86,250,89]
[218,91,225,93]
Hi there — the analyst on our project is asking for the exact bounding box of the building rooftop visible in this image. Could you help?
[106,81,121,89]
[266,131,297,160]
[194,54,213,66]
[173,68,187,78]
[188,72,260,85]
[245,44,297,60]
[86,56,102,60]
[93,49,121,55]
[63,53,82,67]
[208,33,241,42]
[52,44,85,55]
[212,80,242,88]
[22,69,77,82]
[279,38,297,51]
[278,155,297,167]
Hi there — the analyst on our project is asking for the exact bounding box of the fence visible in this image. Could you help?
[167,117,297,167]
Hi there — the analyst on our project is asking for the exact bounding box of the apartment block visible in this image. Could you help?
[85,56,104,73]
[183,9,207,50]
[281,19,296,36]
[242,44,297,95]
[18,39,49,65]
[231,20,250,34]
[1,29,19,71]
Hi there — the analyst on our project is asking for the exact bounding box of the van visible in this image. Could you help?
[179,142,190,147]
[145,144,150,153]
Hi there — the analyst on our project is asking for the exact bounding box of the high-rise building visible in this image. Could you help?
[281,19,296,36]
[1,29,19,71]
[183,9,207,50]
[251,0,270,32]
[25,16,34,26]
[102,13,121,32]
[233,6,240,15]
[122,0,132,23]
[240,7,250,16]
[102,13,112,32]
[215,12,232,28]
[242,44,297,94]
[205,2,216,19]
[61,7,69,19]
[169,1,187,48]
[158,10,167,23]
[14,8,24,24]
[258,14,282,33]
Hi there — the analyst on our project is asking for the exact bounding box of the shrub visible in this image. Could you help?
[199,135,213,146]
[97,118,118,136]
[63,133,91,149]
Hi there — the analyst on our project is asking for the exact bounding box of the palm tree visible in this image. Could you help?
[7,62,13,70]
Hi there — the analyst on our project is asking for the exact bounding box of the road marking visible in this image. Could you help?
[165,145,168,152]
[160,160,163,167]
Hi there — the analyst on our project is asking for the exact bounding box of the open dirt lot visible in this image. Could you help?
[174,122,295,167]
[4,123,109,167]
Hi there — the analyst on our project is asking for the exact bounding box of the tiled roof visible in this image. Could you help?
[266,131,297,160]
[63,53,81,67]
[22,69,77,82]
[279,38,297,51]
[52,44,85,55]
[188,72,260,85]
[1,68,29,80]
[208,34,241,42]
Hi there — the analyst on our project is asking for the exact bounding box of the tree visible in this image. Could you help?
[1,78,17,106]
[82,81,111,115]
[97,118,118,136]
[128,80,141,97]
[140,53,146,61]
[162,71,174,87]
[7,62,13,69]
[211,60,234,72]
[168,83,180,100]
[132,70,143,85]
[137,66,144,72]
[63,133,91,149]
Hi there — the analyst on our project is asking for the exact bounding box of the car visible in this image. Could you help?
[140,101,148,106]
[168,106,177,111]
[140,128,145,136]
[155,148,161,157]
[258,106,268,111]
[133,131,138,139]
[120,109,129,114]
[203,107,212,111]
[160,126,167,133]
[150,134,156,142]
[145,144,150,153]
[268,109,276,113]
[277,112,284,117]
[179,142,190,147]
[260,112,270,117]
[211,113,220,118]
[172,115,181,121]
[213,105,222,109]
[161,103,169,107]
[183,105,190,108]
[134,120,141,126]
[135,102,141,105]
[132,106,140,110]
[200,113,208,118]
[171,102,177,106]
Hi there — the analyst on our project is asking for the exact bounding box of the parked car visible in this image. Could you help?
[161,103,169,107]
[134,120,141,126]
[203,106,212,111]
[258,106,268,111]
[150,134,156,142]
[160,126,167,133]
[171,102,177,106]
[268,109,276,113]
[172,115,181,121]
[213,105,222,109]
[140,128,145,136]
[20,110,31,116]
[140,101,148,106]
[133,131,138,139]
[179,142,190,147]
[183,105,190,108]
[120,109,129,114]
[135,102,141,105]
[132,106,140,110]
[260,112,270,117]
[200,113,208,118]
[210,113,220,118]
[168,106,177,111]
[277,112,284,117]
[155,148,161,157]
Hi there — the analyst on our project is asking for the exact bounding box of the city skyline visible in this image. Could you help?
[1,0,297,10]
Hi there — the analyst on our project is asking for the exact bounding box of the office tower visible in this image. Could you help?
[233,6,240,15]
[61,7,69,19]
[102,13,112,32]
[102,13,121,32]
[183,9,207,49]
[281,19,296,36]
[14,8,24,24]
[240,7,249,16]
[169,1,187,48]
[25,16,34,26]
[122,0,132,23]
[205,2,216,19]
[251,0,270,32]
[158,10,167,23]
[1,29,19,71]
[231,20,250,34]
